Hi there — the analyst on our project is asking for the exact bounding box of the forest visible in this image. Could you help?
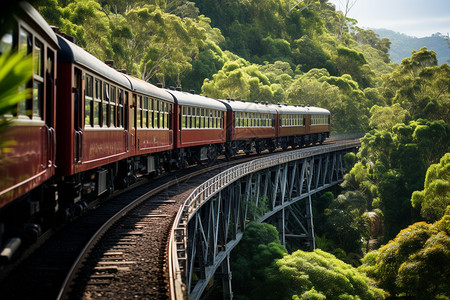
[2,0,449,298]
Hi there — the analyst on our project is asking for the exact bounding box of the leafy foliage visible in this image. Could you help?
[273,249,385,299]
[360,206,450,299]
[369,104,408,131]
[0,50,32,154]
[411,153,450,222]
[382,47,450,124]
[230,222,287,300]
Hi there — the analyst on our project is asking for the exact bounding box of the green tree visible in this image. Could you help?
[201,55,279,102]
[125,4,207,85]
[335,46,374,88]
[383,47,450,123]
[230,222,287,300]
[322,191,370,258]
[369,104,408,131]
[63,0,113,60]
[361,207,450,299]
[352,27,391,62]
[273,249,385,299]
[286,69,370,133]
[411,153,450,222]
[0,51,33,153]
[292,35,334,73]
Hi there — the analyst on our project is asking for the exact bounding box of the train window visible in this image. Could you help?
[160,102,164,129]
[17,27,32,117]
[117,89,123,128]
[0,29,13,55]
[219,111,222,128]
[137,96,142,128]
[110,86,117,127]
[156,100,159,128]
[195,108,200,128]
[161,101,165,128]
[131,94,136,129]
[200,109,204,128]
[154,100,159,128]
[148,98,153,128]
[153,100,158,128]
[33,38,44,120]
[33,40,43,77]
[143,97,148,128]
[94,79,101,126]
[164,102,169,128]
[160,101,165,129]
[85,75,93,127]
[167,103,171,129]
[102,83,109,127]
[85,76,93,97]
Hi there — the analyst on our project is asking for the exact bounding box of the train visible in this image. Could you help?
[0,2,330,263]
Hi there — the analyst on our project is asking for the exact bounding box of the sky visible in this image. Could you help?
[327,0,450,38]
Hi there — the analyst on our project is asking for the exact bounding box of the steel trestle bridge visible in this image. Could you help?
[169,140,360,299]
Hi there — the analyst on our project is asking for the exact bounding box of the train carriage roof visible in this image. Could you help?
[166,90,227,111]
[274,104,330,115]
[18,2,59,49]
[122,75,173,102]
[216,99,278,114]
[57,36,131,88]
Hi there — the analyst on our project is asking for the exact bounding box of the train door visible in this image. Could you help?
[45,48,56,166]
[73,67,82,163]
[131,93,137,150]
[121,90,129,152]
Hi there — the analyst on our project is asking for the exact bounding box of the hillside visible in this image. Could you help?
[373,28,450,64]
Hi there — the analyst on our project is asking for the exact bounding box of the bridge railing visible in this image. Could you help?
[168,140,361,299]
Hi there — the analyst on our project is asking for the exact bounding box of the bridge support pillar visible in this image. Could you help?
[306,194,315,250]
[220,254,233,300]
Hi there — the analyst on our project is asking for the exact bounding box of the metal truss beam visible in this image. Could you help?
[168,141,360,299]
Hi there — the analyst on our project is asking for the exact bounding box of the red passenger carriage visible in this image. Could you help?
[167,89,227,165]
[56,35,133,176]
[276,105,330,147]
[218,99,278,155]
[124,74,174,174]
[0,2,59,242]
